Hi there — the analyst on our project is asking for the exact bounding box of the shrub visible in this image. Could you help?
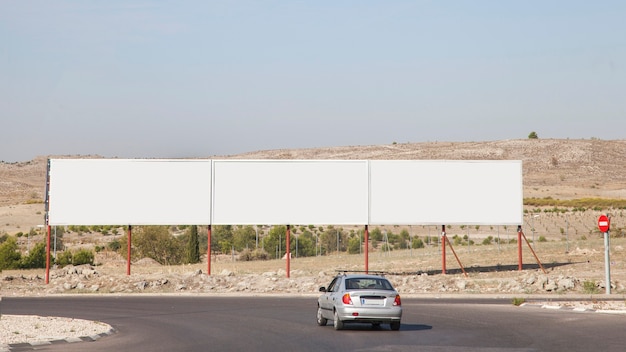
[20,242,46,269]
[582,280,599,294]
[72,249,94,265]
[0,237,21,270]
[108,240,121,252]
[347,236,362,254]
[512,297,526,306]
[239,248,269,261]
[412,238,424,249]
[56,250,73,267]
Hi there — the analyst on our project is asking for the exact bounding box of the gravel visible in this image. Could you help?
[0,313,112,347]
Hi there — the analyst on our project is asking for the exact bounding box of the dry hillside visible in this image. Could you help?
[1,139,626,235]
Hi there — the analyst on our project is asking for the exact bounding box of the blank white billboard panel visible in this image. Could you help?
[369,160,523,225]
[211,160,369,225]
[48,159,212,225]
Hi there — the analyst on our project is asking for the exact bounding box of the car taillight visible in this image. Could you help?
[342,293,353,305]
[393,295,401,306]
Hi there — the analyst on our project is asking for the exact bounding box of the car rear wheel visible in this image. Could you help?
[390,321,401,331]
[316,306,327,326]
[333,310,344,330]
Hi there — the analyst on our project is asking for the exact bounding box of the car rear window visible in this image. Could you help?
[345,278,393,290]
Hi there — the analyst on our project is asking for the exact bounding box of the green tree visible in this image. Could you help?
[0,237,21,271]
[212,225,233,254]
[20,242,46,269]
[295,231,315,257]
[233,225,256,251]
[370,227,383,242]
[347,235,362,254]
[186,225,200,264]
[262,225,294,259]
[528,131,538,139]
[119,226,185,265]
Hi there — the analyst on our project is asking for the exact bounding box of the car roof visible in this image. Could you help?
[338,273,387,280]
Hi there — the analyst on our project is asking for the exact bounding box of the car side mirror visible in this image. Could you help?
[319,287,327,292]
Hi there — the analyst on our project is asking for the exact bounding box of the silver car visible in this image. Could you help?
[317,272,402,330]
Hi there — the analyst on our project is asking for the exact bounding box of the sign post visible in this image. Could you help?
[598,215,611,294]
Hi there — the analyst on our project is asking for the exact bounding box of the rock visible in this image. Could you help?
[545,280,558,291]
[558,278,575,290]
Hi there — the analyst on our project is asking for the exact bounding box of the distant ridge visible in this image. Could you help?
[1,139,625,206]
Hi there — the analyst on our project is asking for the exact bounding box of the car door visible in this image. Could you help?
[320,277,339,314]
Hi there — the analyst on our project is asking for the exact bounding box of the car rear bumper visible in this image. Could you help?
[336,306,402,323]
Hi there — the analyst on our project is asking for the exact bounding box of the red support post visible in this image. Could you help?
[364,225,369,274]
[286,225,291,278]
[207,225,212,275]
[45,225,51,284]
[441,225,447,275]
[517,225,523,271]
[127,225,132,276]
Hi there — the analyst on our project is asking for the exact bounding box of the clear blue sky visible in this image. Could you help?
[1,1,625,162]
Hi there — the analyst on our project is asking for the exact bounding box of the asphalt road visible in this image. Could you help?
[2,296,624,352]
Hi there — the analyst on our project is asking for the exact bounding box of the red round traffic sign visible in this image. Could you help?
[598,215,610,233]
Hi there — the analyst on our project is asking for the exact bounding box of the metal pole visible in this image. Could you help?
[364,225,369,274]
[127,225,132,276]
[286,225,291,278]
[517,225,523,271]
[441,225,446,275]
[45,225,51,284]
[207,225,212,275]
[604,231,611,294]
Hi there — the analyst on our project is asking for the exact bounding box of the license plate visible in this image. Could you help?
[361,298,384,306]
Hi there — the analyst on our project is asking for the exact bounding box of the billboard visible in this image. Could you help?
[211,160,369,225]
[368,160,523,225]
[47,159,523,226]
[47,159,212,225]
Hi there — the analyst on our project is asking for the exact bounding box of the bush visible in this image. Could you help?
[411,238,424,249]
[0,237,21,271]
[582,280,599,294]
[239,248,269,261]
[108,240,121,252]
[20,242,46,269]
[512,297,526,306]
[56,250,73,267]
[347,236,362,254]
[73,249,94,265]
